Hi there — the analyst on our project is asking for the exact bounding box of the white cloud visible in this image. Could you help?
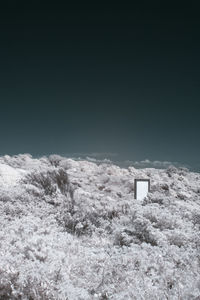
[62,152,118,159]
[132,159,190,169]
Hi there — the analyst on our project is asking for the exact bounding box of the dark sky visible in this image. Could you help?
[0,2,200,169]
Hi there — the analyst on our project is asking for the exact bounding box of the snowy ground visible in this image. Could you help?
[0,154,200,300]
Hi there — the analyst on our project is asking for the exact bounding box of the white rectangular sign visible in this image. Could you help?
[134,179,150,200]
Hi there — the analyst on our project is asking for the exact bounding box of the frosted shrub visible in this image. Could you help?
[132,217,158,246]
[54,168,70,195]
[114,230,133,246]
[48,154,64,167]
[61,212,92,236]
[2,202,24,219]
[143,192,165,205]
[23,168,69,198]
[0,266,20,300]
[166,165,178,177]
[59,206,117,237]
[192,212,200,226]
[24,171,55,197]
[0,153,33,168]
[0,192,12,203]
[113,217,158,247]
[177,167,190,175]
[143,208,178,231]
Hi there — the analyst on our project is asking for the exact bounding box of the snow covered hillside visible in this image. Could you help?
[0,154,200,299]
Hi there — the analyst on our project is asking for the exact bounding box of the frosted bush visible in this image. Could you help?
[48,154,64,167]
[23,167,70,198]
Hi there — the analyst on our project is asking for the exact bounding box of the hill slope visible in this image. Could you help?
[0,154,200,300]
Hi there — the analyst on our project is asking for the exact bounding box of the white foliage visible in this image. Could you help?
[0,154,199,299]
